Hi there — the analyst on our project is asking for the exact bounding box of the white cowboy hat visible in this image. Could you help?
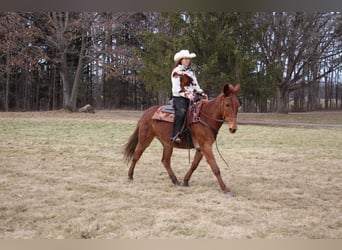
[173,49,196,63]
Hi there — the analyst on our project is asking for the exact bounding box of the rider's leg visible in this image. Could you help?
[171,96,189,142]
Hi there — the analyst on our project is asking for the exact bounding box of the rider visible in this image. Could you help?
[171,49,205,143]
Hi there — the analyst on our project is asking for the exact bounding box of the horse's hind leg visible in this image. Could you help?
[128,129,154,180]
[183,148,203,186]
[161,145,180,185]
[128,142,148,180]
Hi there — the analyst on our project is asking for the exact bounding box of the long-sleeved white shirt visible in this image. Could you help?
[171,65,203,98]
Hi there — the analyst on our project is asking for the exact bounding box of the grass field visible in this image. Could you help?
[0,110,341,239]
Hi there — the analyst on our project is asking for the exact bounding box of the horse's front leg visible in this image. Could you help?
[201,144,231,194]
[161,144,180,185]
[183,148,203,186]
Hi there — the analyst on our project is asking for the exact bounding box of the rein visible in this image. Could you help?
[196,112,223,135]
[195,110,231,168]
[192,95,238,168]
[196,95,237,132]
[199,110,225,124]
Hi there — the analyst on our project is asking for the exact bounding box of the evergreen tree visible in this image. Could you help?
[138,12,257,104]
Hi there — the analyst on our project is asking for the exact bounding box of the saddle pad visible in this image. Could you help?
[152,105,175,123]
[160,103,175,114]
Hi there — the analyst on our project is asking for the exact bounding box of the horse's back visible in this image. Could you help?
[140,105,160,121]
[137,105,161,132]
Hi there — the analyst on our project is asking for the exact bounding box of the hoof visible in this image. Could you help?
[172,179,180,186]
[182,182,189,187]
[225,191,235,198]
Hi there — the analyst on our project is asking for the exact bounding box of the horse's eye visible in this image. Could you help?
[225,104,230,108]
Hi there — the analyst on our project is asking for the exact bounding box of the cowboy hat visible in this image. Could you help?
[174,50,196,63]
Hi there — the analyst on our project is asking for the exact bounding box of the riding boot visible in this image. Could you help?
[171,113,185,143]
[171,96,189,142]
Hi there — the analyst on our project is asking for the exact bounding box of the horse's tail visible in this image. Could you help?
[123,125,139,163]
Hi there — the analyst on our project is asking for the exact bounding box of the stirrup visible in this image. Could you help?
[171,135,181,144]
[174,137,181,144]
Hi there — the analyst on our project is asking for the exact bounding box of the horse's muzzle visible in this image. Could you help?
[226,117,237,133]
[229,128,237,133]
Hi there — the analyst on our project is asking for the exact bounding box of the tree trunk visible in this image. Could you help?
[5,71,10,112]
[298,86,304,111]
[35,72,40,111]
[330,76,333,109]
[60,52,71,109]
[340,85,342,109]
[336,84,339,110]
[324,76,329,109]
[52,67,57,110]
[5,45,10,112]
[68,31,87,112]
[276,84,289,113]
[293,89,299,112]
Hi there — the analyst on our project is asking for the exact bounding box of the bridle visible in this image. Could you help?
[193,95,239,169]
[196,95,239,135]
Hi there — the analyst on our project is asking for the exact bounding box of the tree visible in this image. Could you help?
[138,12,257,105]
[254,12,342,113]
[1,12,341,112]
[0,12,45,111]
[84,12,148,109]
[29,12,96,111]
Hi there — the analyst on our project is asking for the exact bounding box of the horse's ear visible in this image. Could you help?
[222,84,231,97]
[234,83,241,95]
[223,83,240,97]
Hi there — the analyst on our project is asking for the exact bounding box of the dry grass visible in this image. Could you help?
[0,110,341,239]
[238,111,342,128]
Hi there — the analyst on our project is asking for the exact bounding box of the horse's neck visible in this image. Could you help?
[200,95,224,126]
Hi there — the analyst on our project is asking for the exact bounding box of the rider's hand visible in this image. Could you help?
[202,93,208,100]
[188,94,194,101]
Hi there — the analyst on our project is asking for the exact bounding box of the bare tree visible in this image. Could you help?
[254,12,342,113]
[0,12,45,111]
[29,12,95,111]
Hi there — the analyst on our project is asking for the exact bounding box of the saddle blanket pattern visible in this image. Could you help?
[152,104,175,123]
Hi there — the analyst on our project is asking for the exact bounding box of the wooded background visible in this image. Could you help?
[0,12,341,113]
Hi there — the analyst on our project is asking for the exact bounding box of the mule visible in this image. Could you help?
[124,78,241,195]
